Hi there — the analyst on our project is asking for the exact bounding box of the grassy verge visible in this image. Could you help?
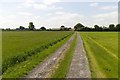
[51,34,77,78]
[80,32,118,78]
[2,33,73,78]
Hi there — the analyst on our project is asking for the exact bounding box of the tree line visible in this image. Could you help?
[2,22,120,31]
[74,23,120,31]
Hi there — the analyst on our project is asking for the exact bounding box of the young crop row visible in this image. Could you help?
[2,31,73,74]
[80,32,118,78]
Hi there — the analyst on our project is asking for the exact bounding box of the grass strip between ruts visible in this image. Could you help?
[51,33,77,78]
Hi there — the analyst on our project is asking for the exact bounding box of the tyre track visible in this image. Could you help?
[24,33,76,78]
[67,32,91,78]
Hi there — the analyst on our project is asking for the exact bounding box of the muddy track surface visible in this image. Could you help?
[67,33,91,78]
[24,33,76,78]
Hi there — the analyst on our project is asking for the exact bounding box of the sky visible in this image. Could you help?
[0,0,119,29]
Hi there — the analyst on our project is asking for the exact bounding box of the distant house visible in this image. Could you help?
[16,28,20,30]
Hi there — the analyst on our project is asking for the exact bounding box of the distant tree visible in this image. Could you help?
[94,25,100,31]
[116,24,120,31]
[28,22,35,30]
[64,27,69,31]
[109,24,115,31]
[6,28,11,31]
[103,26,106,29]
[68,27,72,31]
[82,26,92,31]
[68,27,72,29]
[103,26,109,31]
[99,27,103,31]
[19,26,25,30]
[40,26,46,30]
[2,29,5,31]
[47,28,52,31]
[60,25,65,30]
[74,23,84,31]
[94,25,103,31]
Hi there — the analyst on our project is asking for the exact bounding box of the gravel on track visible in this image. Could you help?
[24,33,76,78]
[67,33,91,78]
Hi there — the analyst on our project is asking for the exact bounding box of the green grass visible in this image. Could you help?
[118,32,120,79]
[80,32,118,78]
[2,31,73,78]
[0,30,1,75]
[51,34,77,78]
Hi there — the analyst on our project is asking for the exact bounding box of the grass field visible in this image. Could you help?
[80,32,118,78]
[0,30,1,75]
[2,31,73,77]
[2,31,118,78]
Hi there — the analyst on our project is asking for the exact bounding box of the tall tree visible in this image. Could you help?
[19,26,25,30]
[28,22,35,30]
[74,23,84,31]
[60,25,65,30]
[94,25,100,31]
[40,27,46,30]
[116,24,120,31]
[109,24,115,31]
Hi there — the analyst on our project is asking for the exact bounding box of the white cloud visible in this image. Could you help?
[49,6,63,10]
[0,15,16,20]
[18,12,33,16]
[34,16,41,19]
[55,11,65,15]
[0,15,17,28]
[43,0,60,5]
[17,0,62,11]
[92,11,117,26]
[25,0,35,3]
[89,3,98,7]
[20,0,35,8]
[100,6,117,10]
[23,3,32,7]
[0,15,43,29]
[7,15,16,19]
[33,0,62,10]
[17,6,23,9]
[47,13,53,16]
[33,11,117,28]
[33,3,62,10]
[93,11,117,19]
[44,12,85,28]
[34,4,48,10]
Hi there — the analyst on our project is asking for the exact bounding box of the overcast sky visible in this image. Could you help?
[0,0,119,29]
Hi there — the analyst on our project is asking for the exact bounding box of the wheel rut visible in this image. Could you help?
[24,33,76,78]
[24,32,91,78]
[67,32,91,78]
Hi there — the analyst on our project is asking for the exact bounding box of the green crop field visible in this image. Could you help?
[80,32,118,78]
[2,31,73,78]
